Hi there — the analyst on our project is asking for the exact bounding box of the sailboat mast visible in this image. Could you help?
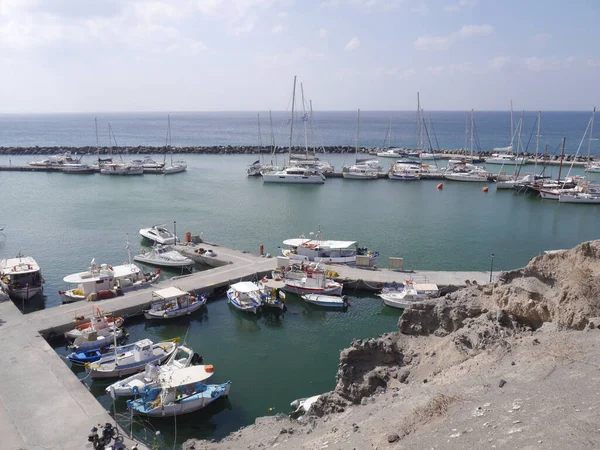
[464,112,469,152]
[355,109,360,158]
[558,137,566,181]
[269,110,276,166]
[289,76,297,158]
[300,83,309,155]
[417,92,421,152]
[588,107,596,161]
[510,100,514,148]
[470,110,474,161]
[95,117,100,162]
[257,113,263,164]
[535,111,541,172]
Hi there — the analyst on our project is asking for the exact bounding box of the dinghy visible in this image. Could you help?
[64,307,124,340]
[86,338,179,379]
[106,345,204,397]
[126,365,231,417]
[67,345,121,366]
[144,287,207,320]
[301,294,348,309]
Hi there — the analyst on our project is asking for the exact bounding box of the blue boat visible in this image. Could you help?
[226,282,262,314]
[67,346,115,366]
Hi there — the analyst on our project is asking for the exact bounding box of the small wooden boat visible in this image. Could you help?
[144,287,207,320]
[67,345,120,366]
[301,294,348,309]
[86,338,179,379]
[72,327,124,351]
[126,365,231,417]
[64,307,124,340]
[379,282,439,309]
[106,345,204,397]
[226,282,262,314]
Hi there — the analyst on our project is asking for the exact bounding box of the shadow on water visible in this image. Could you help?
[14,292,46,314]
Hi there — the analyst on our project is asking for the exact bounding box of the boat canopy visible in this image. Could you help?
[282,239,357,249]
[112,264,141,278]
[0,257,40,275]
[413,283,439,292]
[230,281,260,293]
[159,365,214,388]
[153,287,188,300]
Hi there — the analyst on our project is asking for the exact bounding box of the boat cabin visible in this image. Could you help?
[283,239,361,260]
[229,282,260,301]
[133,339,154,363]
[0,257,43,290]
[151,287,191,311]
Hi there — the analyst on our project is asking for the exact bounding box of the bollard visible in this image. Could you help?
[260,244,264,256]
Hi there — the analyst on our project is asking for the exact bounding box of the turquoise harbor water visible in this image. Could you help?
[1,111,599,447]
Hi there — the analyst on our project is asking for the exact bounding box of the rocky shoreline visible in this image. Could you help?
[0,145,595,162]
[184,241,600,449]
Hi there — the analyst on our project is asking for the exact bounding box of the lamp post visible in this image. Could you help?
[489,253,495,282]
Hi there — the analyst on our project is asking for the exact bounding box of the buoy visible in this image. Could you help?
[269,407,274,412]
[437,183,443,190]
[185,231,192,243]
[482,186,489,193]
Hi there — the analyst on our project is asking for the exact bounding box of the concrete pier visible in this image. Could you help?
[1,241,499,449]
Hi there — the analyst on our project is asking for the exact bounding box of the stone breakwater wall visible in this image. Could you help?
[0,146,595,162]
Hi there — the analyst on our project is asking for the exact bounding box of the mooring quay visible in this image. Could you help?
[0,242,496,449]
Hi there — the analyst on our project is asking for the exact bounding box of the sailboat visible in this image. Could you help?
[262,77,326,184]
[376,119,408,158]
[162,115,187,175]
[248,113,277,176]
[488,103,528,166]
[444,110,489,182]
[100,123,144,175]
[342,109,379,179]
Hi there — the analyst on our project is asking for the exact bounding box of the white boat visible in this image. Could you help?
[226,282,262,314]
[281,263,343,296]
[444,171,489,182]
[301,294,348,309]
[256,279,286,310]
[281,231,379,267]
[139,224,178,245]
[444,110,489,182]
[174,245,227,268]
[64,306,124,340]
[100,162,144,175]
[376,148,408,158]
[106,345,202,397]
[485,152,528,165]
[379,282,439,309]
[585,163,600,173]
[60,259,159,303]
[144,287,207,320]
[0,255,44,300]
[538,187,581,200]
[28,151,79,167]
[262,167,326,184]
[163,161,187,174]
[126,365,231,417]
[342,110,379,180]
[131,156,165,173]
[61,163,96,174]
[388,161,422,180]
[72,327,124,351]
[134,244,194,268]
[86,338,179,379]
[559,192,600,204]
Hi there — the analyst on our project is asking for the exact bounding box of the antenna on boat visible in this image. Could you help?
[126,233,132,266]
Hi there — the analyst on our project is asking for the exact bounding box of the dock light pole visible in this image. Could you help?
[489,253,495,283]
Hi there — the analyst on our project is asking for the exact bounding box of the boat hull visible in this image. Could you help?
[5,285,43,301]
[133,255,193,268]
[144,299,206,320]
[262,174,325,184]
[87,344,177,379]
[226,290,260,314]
[301,294,347,309]
[282,250,379,267]
[444,173,489,182]
[283,282,343,296]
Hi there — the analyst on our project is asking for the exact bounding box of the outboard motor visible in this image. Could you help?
[191,353,204,365]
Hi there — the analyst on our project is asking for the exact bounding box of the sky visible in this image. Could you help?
[0,0,598,113]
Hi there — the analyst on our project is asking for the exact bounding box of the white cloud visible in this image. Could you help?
[411,4,429,14]
[489,56,509,70]
[256,46,325,68]
[317,28,328,39]
[444,0,477,12]
[533,33,552,42]
[344,36,360,51]
[414,24,494,51]
[524,56,575,71]
[272,24,284,34]
[320,0,404,10]
[278,11,288,18]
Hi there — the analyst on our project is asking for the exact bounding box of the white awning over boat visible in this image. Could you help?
[230,281,260,293]
[160,365,214,388]
[153,287,188,300]
[112,264,141,278]
[413,283,439,292]
[0,257,41,274]
[282,239,357,249]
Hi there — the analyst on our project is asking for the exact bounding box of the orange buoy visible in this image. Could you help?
[437,183,443,190]
[185,231,192,243]
[260,244,264,256]
[482,186,489,193]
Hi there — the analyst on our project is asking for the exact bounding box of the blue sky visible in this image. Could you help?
[0,0,598,112]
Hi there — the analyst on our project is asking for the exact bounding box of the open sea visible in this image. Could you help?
[1,111,599,448]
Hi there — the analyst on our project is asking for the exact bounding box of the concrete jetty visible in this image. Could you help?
[1,241,498,449]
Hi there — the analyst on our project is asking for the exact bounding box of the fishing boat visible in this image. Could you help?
[133,244,194,268]
[280,229,379,267]
[60,258,159,303]
[72,327,124,351]
[86,338,179,379]
[106,345,203,397]
[281,263,343,296]
[379,282,439,309]
[144,287,207,320]
[226,282,262,314]
[0,254,44,300]
[256,279,286,310]
[68,345,121,366]
[301,294,348,309]
[126,365,231,417]
[139,224,178,245]
[64,307,124,340]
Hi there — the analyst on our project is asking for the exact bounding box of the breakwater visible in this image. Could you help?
[0,145,595,162]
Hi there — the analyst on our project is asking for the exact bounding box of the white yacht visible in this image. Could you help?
[444,161,489,182]
[388,161,422,180]
[342,165,379,179]
[139,224,178,245]
[61,163,96,174]
[376,148,408,158]
[163,161,187,174]
[485,152,528,165]
[131,156,165,174]
[134,244,194,268]
[262,167,326,184]
[28,151,79,168]
[100,162,144,175]
[0,255,44,300]
[379,282,439,309]
[60,260,159,303]
[559,192,600,204]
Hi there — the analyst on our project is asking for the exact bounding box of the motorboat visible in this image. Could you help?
[131,157,165,174]
[379,282,439,309]
[174,245,227,268]
[133,244,194,268]
[28,151,79,167]
[144,287,207,320]
[61,163,96,174]
[64,306,124,340]
[106,345,203,397]
[139,225,178,245]
[585,163,600,173]
[0,254,44,300]
[100,162,144,175]
[376,148,409,158]
[72,327,124,351]
[59,259,159,303]
[444,163,489,182]
[262,167,326,184]
[86,338,179,379]
[67,346,118,366]
[281,231,379,267]
[226,282,262,314]
[281,263,343,296]
[126,365,231,417]
[342,165,379,179]
[485,150,528,166]
[559,192,600,204]
[301,294,348,309]
[388,164,421,180]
